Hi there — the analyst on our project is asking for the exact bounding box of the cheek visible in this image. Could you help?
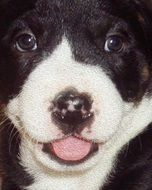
[81,79,124,141]
[6,95,63,142]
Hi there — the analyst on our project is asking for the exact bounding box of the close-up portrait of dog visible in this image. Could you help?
[1,0,152,189]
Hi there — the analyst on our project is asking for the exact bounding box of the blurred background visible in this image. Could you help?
[146,0,152,8]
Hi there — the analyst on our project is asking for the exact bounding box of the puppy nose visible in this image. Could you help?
[51,89,93,133]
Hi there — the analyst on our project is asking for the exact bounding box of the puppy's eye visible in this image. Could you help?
[104,36,123,53]
[15,33,37,52]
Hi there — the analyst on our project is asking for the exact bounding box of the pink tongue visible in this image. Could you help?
[51,136,92,161]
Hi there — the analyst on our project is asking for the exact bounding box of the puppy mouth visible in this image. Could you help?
[42,136,99,165]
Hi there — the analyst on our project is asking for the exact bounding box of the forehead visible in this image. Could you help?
[5,0,134,27]
[35,0,110,16]
[4,0,136,43]
[0,0,142,42]
[30,0,123,23]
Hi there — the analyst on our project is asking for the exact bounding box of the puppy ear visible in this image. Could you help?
[132,0,152,23]
[127,0,152,52]
[119,0,152,25]
[0,0,37,38]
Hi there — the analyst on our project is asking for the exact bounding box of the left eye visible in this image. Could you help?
[15,33,37,52]
[104,36,124,53]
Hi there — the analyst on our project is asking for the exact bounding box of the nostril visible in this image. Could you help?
[55,97,68,110]
[74,99,83,110]
[72,96,92,113]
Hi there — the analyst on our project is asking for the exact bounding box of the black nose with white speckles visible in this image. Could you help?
[51,89,94,133]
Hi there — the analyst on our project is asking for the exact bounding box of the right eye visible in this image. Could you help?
[15,33,37,52]
[104,35,124,53]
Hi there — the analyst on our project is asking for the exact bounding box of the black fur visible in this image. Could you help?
[1,0,152,189]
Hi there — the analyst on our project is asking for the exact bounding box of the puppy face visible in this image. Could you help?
[0,0,151,173]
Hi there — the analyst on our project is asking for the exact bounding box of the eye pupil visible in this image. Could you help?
[16,33,37,52]
[105,36,123,52]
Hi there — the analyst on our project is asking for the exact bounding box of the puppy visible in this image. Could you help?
[1,0,152,190]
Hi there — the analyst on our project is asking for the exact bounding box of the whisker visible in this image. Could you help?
[0,117,10,133]
[124,142,130,158]
[0,117,8,126]
[8,124,17,155]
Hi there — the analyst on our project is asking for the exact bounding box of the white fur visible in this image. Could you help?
[5,39,152,190]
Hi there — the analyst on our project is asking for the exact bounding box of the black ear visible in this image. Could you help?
[126,0,152,48]
[144,0,152,8]
[0,0,37,39]
[133,1,152,73]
